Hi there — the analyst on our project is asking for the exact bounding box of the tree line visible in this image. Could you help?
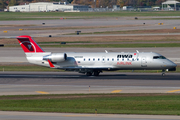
[0,0,179,10]
[70,0,174,8]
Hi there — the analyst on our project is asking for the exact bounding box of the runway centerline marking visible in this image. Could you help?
[167,89,180,93]
[36,91,49,94]
[111,90,122,93]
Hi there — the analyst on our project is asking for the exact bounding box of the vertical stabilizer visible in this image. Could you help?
[16,35,44,53]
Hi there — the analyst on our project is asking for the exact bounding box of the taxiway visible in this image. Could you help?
[0,72,180,95]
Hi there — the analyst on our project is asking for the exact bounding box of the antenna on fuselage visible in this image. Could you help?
[136,50,139,53]
[105,50,108,53]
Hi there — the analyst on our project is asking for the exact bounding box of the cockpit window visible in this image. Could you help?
[153,56,166,59]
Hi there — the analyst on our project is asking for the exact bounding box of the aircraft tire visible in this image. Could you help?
[162,73,165,76]
[86,72,92,76]
[94,71,100,76]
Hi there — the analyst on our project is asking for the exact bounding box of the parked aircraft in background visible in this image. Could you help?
[17,35,176,76]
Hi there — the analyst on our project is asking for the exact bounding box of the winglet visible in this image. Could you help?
[48,59,55,68]
[16,35,44,53]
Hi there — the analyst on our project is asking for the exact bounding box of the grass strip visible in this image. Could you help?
[0,93,180,115]
[1,11,180,21]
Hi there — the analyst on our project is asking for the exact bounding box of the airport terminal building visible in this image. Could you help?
[9,2,89,12]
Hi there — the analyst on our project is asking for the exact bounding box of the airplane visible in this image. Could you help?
[16,35,177,76]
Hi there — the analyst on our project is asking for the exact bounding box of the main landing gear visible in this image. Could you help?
[86,71,100,76]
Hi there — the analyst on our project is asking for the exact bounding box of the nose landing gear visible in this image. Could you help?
[162,69,166,76]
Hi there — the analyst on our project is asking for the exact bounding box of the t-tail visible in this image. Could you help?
[17,35,67,68]
[17,35,44,53]
[16,35,57,68]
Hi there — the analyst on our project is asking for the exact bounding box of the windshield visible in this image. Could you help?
[153,56,166,59]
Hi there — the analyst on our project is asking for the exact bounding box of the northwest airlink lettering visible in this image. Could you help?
[117,54,137,65]
[117,62,132,65]
[117,54,137,58]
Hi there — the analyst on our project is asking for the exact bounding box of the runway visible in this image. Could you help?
[1,16,180,119]
[0,111,180,120]
[0,72,180,95]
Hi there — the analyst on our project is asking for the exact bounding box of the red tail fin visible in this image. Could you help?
[16,35,44,53]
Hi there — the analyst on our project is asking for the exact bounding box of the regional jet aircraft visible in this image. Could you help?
[17,35,177,76]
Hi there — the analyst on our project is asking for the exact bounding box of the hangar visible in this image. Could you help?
[162,0,180,11]
[9,2,89,12]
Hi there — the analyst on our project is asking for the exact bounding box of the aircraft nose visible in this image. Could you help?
[172,62,177,67]
[162,60,176,68]
[167,61,177,67]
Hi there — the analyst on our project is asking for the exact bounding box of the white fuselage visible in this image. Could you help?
[26,52,176,71]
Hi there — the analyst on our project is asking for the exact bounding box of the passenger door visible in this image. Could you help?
[141,57,147,67]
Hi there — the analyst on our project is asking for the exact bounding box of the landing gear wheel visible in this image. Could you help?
[162,73,165,76]
[162,69,166,77]
[86,72,92,76]
[94,71,100,76]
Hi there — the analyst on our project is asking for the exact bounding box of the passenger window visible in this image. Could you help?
[98,58,100,61]
[89,58,90,61]
[122,59,124,61]
[107,58,109,61]
[117,58,119,61]
[84,58,85,61]
[112,58,114,61]
[93,58,95,61]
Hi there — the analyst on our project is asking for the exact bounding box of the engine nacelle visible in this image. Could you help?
[43,53,67,62]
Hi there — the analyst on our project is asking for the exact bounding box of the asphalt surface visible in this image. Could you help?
[0,72,180,95]
[1,17,180,120]
[1,17,180,37]
[0,111,180,120]
[0,71,180,120]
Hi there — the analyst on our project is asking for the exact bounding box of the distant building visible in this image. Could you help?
[153,6,160,11]
[162,0,180,11]
[122,6,134,11]
[9,2,89,12]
